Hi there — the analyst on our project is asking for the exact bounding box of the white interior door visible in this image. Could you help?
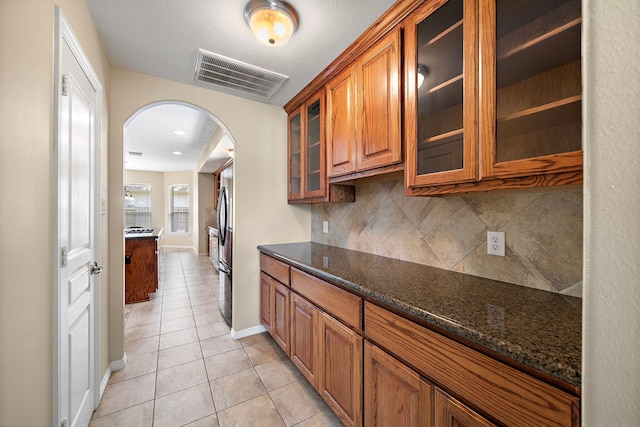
[55,9,102,427]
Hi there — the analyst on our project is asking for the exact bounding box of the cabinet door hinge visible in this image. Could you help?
[61,246,68,267]
[60,418,68,427]
[61,74,69,96]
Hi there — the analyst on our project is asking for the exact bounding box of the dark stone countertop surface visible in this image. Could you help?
[258,242,581,387]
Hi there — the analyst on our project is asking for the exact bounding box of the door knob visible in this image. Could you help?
[90,262,103,275]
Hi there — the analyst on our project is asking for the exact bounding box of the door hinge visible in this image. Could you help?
[60,417,68,427]
[61,247,68,267]
[61,74,69,96]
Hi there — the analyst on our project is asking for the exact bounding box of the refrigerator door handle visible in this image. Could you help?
[218,262,230,275]
[217,187,227,246]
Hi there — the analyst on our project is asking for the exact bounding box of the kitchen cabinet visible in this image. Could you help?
[435,389,496,427]
[125,233,160,304]
[290,292,319,387]
[364,301,579,426]
[405,0,582,195]
[364,342,433,427]
[479,0,582,179]
[318,311,363,427]
[288,90,355,203]
[259,254,291,355]
[327,28,402,180]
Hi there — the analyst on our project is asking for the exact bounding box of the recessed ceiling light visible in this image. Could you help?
[173,130,186,136]
[173,151,182,155]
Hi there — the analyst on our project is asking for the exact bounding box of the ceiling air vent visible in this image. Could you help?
[194,49,288,100]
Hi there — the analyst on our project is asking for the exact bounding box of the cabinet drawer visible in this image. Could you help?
[365,302,579,427]
[291,268,362,331]
[260,253,290,286]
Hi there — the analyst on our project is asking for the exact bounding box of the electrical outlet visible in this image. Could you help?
[487,231,505,256]
[322,221,329,233]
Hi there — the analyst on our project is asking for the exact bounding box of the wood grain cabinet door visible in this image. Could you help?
[259,272,272,332]
[364,342,434,427]
[357,27,402,172]
[290,293,319,388]
[435,389,496,427]
[326,64,358,177]
[272,280,291,356]
[319,311,363,427]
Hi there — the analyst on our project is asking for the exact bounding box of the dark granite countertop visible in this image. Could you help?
[258,242,581,388]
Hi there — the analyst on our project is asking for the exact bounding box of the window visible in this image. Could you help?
[169,184,190,233]
[124,184,152,228]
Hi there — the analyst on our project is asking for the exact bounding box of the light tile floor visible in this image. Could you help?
[90,251,343,427]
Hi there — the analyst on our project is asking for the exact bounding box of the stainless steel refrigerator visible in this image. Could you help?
[217,164,233,326]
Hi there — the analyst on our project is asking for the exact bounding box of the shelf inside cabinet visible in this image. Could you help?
[497,95,581,139]
[420,128,464,147]
[496,0,581,88]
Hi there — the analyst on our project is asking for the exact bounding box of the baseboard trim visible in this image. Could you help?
[99,353,128,399]
[231,324,267,339]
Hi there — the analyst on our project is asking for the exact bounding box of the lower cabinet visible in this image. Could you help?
[290,292,319,387]
[259,254,579,427]
[364,342,433,427]
[259,271,290,356]
[435,389,496,427]
[319,311,363,427]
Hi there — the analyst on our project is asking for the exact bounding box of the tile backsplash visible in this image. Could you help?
[311,179,583,297]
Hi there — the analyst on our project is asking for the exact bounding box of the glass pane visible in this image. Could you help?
[289,112,301,196]
[306,100,321,193]
[494,0,582,162]
[416,0,464,175]
[125,184,152,228]
[169,184,189,233]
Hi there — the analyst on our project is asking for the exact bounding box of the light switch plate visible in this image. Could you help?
[322,221,328,233]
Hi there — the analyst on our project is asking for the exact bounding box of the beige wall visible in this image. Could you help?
[125,170,165,230]
[0,0,111,425]
[109,67,311,343]
[582,0,640,424]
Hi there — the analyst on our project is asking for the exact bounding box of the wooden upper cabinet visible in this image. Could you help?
[479,0,583,179]
[358,28,402,172]
[327,28,402,179]
[405,0,479,188]
[288,90,327,202]
[326,65,358,177]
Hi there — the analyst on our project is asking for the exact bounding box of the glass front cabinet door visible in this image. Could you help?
[288,90,327,202]
[479,0,582,180]
[404,0,479,190]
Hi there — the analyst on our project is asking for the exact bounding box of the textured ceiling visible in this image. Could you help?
[87,0,397,172]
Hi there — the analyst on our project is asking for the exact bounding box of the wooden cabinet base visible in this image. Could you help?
[125,237,158,304]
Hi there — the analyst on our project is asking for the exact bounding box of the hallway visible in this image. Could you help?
[89,251,342,427]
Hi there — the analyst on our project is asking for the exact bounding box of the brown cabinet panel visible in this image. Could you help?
[290,293,320,388]
[260,272,272,331]
[326,65,358,176]
[272,281,290,356]
[435,389,496,427]
[358,28,402,172]
[365,302,579,427]
[364,342,434,427]
[319,312,363,427]
[291,268,362,330]
[125,237,158,304]
[260,253,290,286]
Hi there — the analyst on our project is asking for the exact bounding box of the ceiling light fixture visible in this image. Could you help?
[173,151,182,155]
[173,130,186,136]
[417,64,428,89]
[244,0,298,47]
